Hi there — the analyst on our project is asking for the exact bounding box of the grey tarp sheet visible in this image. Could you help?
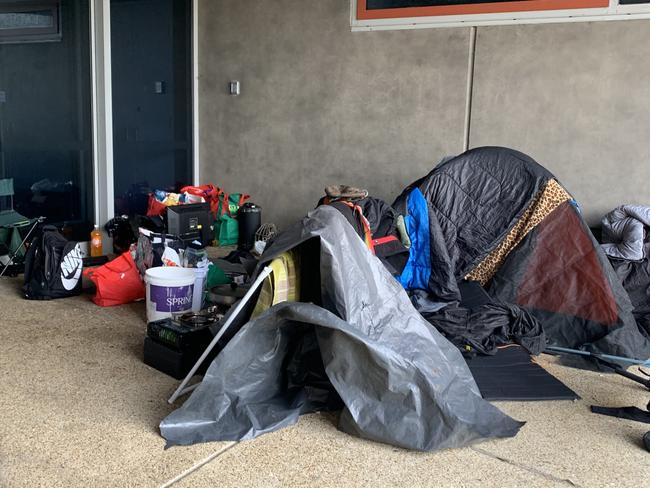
[160,206,523,450]
[601,205,650,261]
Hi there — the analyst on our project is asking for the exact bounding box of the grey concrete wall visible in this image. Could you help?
[198,2,650,228]
[197,0,469,228]
[470,21,650,225]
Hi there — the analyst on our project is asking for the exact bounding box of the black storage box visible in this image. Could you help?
[167,202,214,245]
[144,314,225,379]
[143,337,207,380]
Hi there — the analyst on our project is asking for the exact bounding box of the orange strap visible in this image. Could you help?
[338,201,375,254]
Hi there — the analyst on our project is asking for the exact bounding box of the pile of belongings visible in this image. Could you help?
[85,226,215,308]
[316,185,411,276]
[159,146,650,453]
[601,205,650,338]
[82,226,175,308]
[146,188,205,215]
[146,184,247,221]
[160,205,523,451]
[147,183,250,247]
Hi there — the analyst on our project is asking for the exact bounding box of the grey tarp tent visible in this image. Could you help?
[160,206,522,450]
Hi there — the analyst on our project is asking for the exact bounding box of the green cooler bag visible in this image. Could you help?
[215,214,238,246]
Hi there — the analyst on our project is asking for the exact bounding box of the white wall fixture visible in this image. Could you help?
[229,80,240,96]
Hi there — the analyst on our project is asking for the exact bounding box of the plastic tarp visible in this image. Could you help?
[160,206,523,450]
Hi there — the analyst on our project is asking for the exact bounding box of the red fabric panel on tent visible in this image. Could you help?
[516,202,618,326]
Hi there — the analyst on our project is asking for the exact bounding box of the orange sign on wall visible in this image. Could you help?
[357,1,610,20]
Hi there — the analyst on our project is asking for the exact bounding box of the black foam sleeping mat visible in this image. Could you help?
[465,345,580,402]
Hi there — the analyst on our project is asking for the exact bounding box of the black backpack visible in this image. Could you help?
[23,225,83,300]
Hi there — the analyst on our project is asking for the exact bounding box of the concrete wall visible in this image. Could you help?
[197,0,469,227]
[470,21,650,224]
[198,1,650,228]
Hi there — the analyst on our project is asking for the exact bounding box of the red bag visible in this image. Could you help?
[181,183,218,200]
[83,252,145,307]
[215,191,250,217]
[146,193,168,217]
[180,183,222,217]
[180,184,250,218]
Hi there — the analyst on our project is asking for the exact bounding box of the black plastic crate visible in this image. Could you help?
[146,317,213,351]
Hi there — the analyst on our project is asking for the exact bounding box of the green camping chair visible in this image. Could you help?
[0,178,43,276]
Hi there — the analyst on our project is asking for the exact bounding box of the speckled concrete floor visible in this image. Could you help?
[1,276,649,488]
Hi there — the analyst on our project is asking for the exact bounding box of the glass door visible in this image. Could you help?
[110,0,192,216]
[0,0,94,239]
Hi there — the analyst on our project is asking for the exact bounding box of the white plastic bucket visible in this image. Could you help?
[191,266,209,312]
[145,267,196,323]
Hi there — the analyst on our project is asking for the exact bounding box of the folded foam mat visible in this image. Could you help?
[466,346,579,401]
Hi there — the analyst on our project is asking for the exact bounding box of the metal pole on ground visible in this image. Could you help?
[546,345,650,390]
[546,346,650,367]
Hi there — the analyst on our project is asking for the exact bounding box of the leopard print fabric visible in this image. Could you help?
[465,179,572,285]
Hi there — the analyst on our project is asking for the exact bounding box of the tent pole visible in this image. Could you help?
[546,345,650,367]
[176,382,200,397]
[168,266,273,404]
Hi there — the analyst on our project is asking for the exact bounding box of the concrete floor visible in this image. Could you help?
[1,276,649,488]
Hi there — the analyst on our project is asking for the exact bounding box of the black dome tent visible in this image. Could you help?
[394,146,650,361]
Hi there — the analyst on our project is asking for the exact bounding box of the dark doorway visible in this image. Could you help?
[110,0,192,216]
